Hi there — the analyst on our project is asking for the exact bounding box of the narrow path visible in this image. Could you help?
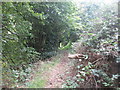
[18,51,74,88]
[45,51,71,88]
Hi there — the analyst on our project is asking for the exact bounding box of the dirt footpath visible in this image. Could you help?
[45,51,72,88]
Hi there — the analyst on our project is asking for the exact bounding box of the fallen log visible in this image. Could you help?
[68,54,85,59]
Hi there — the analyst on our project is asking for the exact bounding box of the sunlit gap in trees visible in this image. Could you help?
[72,0,118,5]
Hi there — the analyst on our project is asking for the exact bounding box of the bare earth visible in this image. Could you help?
[45,51,72,88]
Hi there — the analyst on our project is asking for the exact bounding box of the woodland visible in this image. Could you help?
[1,1,120,89]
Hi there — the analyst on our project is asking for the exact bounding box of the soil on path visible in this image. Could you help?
[44,51,73,88]
[18,51,75,88]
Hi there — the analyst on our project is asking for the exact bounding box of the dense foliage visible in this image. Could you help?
[2,2,38,87]
[26,2,78,56]
[2,2,78,87]
[62,1,119,88]
[2,1,118,88]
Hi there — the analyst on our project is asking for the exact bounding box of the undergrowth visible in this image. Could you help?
[62,43,119,89]
[62,61,119,88]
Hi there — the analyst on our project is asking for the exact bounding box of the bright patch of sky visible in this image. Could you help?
[72,0,118,4]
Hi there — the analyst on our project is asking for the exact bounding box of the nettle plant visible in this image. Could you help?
[62,62,95,88]
[62,62,119,88]
[91,69,119,87]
